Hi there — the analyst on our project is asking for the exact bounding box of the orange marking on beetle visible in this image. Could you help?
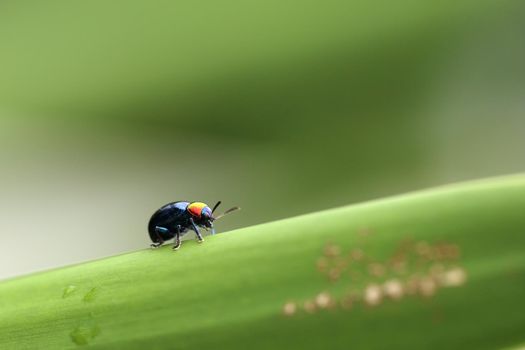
[188,202,207,218]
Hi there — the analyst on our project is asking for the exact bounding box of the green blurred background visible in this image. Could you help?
[0,0,524,280]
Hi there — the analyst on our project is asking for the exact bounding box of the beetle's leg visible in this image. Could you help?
[173,225,182,250]
[151,226,168,248]
[189,218,204,243]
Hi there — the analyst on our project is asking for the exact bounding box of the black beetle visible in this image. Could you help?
[148,201,239,250]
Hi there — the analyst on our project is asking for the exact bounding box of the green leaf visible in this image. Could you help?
[1,175,524,349]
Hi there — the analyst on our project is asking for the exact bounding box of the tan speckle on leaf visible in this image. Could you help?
[282,301,297,316]
[315,292,335,309]
[303,300,317,313]
[364,284,383,306]
[383,279,404,300]
[419,277,437,297]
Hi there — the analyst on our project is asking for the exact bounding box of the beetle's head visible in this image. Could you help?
[201,206,214,228]
[187,202,214,227]
[187,201,239,235]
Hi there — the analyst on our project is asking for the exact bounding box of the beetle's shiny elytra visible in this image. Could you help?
[147,201,239,250]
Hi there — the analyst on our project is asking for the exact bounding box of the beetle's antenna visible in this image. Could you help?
[213,206,240,220]
[212,201,222,214]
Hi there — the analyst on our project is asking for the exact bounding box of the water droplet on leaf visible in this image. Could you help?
[83,287,99,303]
[62,285,77,299]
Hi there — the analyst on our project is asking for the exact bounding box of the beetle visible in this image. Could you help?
[148,200,239,250]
